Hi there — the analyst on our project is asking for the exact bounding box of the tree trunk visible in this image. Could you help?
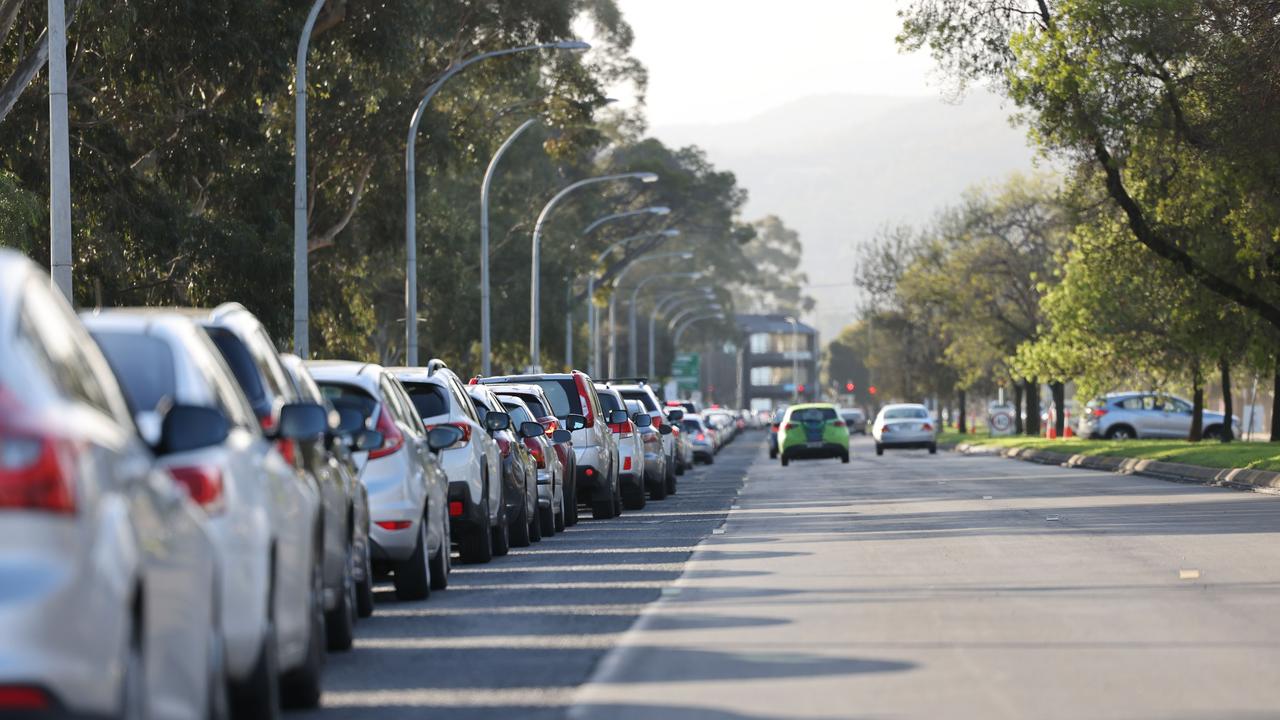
[1272,362,1280,442]
[958,389,967,434]
[1051,381,1066,438]
[1024,379,1041,437]
[1189,363,1204,442]
[1013,382,1024,435]
[1219,356,1234,443]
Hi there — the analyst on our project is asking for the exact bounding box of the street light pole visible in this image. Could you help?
[673,312,724,348]
[580,227,678,376]
[606,251,691,378]
[292,0,328,357]
[405,40,589,367]
[628,272,702,376]
[480,118,539,376]
[48,0,72,299]
[785,315,800,401]
[528,172,658,372]
[649,290,715,377]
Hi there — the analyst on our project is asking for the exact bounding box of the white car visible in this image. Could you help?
[627,398,670,500]
[0,250,225,720]
[391,364,505,564]
[872,403,938,455]
[84,310,327,717]
[596,385,647,511]
[611,381,679,488]
[308,361,454,600]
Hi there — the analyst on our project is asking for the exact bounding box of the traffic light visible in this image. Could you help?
[797,384,805,394]
[868,385,877,395]
[844,381,855,393]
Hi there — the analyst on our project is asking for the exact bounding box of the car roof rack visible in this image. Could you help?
[602,377,648,385]
[425,358,449,375]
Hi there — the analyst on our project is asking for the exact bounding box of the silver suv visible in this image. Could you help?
[1079,392,1241,440]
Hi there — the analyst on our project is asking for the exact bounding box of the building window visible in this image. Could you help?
[749,366,809,387]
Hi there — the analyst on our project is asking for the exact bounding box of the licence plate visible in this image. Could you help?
[807,441,824,448]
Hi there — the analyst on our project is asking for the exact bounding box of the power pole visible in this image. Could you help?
[48,0,72,299]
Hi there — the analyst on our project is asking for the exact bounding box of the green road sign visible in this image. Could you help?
[672,352,700,391]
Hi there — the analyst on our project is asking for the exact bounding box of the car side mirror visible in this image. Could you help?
[353,429,384,452]
[608,409,629,424]
[564,414,587,432]
[484,411,511,432]
[519,421,545,439]
[551,429,572,444]
[157,405,230,455]
[427,425,464,452]
[666,409,685,422]
[277,403,327,440]
[632,412,653,428]
[658,424,672,436]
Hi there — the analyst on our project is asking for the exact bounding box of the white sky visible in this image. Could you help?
[611,0,938,127]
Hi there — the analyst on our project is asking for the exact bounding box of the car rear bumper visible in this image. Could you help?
[782,442,847,459]
[448,480,487,541]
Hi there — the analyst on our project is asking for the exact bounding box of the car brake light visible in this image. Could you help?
[496,436,511,457]
[369,405,404,460]
[584,467,594,477]
[610,420,634,438]
[275,439,296,466]
[449,501,464,517]
[375,520,412,531]
[922,423,933,431]
[530,444,546,468]
[573,372,595,428]
[833,420,846,427]
[623,456,632,471]
[426,422,471,448]
[786,423,799,430]
[1092,408,1108,418]
[169,466,225,514]
[541,418,558,433]
[650,414,663,429]
[696,432,705,442]
[770,423,780,430]
[0,686,52,710]
[0,428,77,515]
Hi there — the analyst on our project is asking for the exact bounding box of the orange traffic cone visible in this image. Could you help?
[1064,409,1075,438]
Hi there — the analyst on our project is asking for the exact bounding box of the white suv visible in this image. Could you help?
[392,364,505,564]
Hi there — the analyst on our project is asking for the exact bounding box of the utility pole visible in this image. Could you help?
[48,0,72,299]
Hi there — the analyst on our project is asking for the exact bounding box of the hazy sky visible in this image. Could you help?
[612,1,938,127]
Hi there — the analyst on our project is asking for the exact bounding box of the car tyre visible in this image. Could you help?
[875,443,884,456]
[565,474,579,527]
[324,546,357,651]
[780,453,789,467]
[509,494,532,547]
[280,560,325,710]
[206,614,230,720]
[429,512,449,591]
[539,501,555,537]
[229,614,279,720]
[841,452,850,464]
[392,519,430,601]
[355,543,374,618]
[1105,425,1136,440]
[461,496,494,563]
[928,443,937,455]
[554,491,567,533]
[529,501,543,542]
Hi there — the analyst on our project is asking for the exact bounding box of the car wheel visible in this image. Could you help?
[554,490,567,533]
[324,545,357,651]
[649,472,668,500]
[1106,426,1136,440]
[565,473,579,527]
[613,475,624,516]
[509,495,532,547]
[841,453,850,464]
[529,500,543,542]
[929,443,938,455]
[1202,425,1222,441]
[392,519,430,601]
[491,484,511,556]
[206,613,230,720]
[120,609,147,720]
[875,444,884,456]
[539,501,555,537]
[280,559,325,709]
[769,448,777,459]
[230,614,279,720]
[355,543,374,619]
[429,511,450,591]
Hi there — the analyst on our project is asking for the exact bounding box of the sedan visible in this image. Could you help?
[873,403,938,455]
[778,403,850,466]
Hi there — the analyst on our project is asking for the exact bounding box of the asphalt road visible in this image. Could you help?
[304,433,1280,719]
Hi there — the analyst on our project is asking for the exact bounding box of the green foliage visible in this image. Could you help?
[953,435,1280,473]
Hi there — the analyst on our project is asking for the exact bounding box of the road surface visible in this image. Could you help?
[306,433,1280,719]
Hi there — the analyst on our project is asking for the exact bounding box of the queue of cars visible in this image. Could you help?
[0,249,722,720]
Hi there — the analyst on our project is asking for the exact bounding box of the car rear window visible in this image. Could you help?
[522,379,580,417]
[318,382,377,423]
[597,391,623,412]
[205,326,268,414]
[793,407,837,423]
[503,401,534,426]
[497,392,548,418]
[884,407,929,419]
[682,419,702,433]
[91,331,177,413]
[403,382,449,419]
[619,389,658,411]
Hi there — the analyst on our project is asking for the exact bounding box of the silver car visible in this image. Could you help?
[84,311,327,716]
[627,398,670,500]
[872,403,938,455]
[839,407,868,435]
[1079,392,1242,440]
[0,250,224,719]
[612,381,679,487]
[308,361,455,600]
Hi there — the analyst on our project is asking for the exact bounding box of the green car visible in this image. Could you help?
[778,403,850,466]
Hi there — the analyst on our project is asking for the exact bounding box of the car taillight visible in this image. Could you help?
[426,422,471,448]
[650,414,663,429]
[368,405,404,460]
[786,423,799,430]
[770,423,780,431]
[1092,408,1108,418]
[496,436,511,457]
[375,520,412,531]
[541,418,558,433]
[623,456,632,471]
[275,439,297,466]
[922,423,933,431]
[0,686,52,710]
[530,444,546,468]
[696,432,705,442]
[610,420,634,438]
[833,420,846,427]
[449,501,464,517]
[169,466,225,514]
[0,425,77,515]
[573,373,595,427]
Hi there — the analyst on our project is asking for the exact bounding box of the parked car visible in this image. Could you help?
[610,380,679,491]
[308,361,456,599]
[778,403,851,466]
[491,384,575,531]
[627,398,669,500]
[83,310,332,715]
[767,407,787,459]
[873,403,938,455]
[839,407,868,435]
[193,304,343,705]
[597,385,648,510]
[1079,392,1242,440]
[469,384,541,546]
[280,353,374,645]
[667,407,693,471]
[682,414,716,464]
[0,251,227,719]
[500,395,569,535]
[391,364,505,563]
[475,371,619,520]
[666,399,701,416]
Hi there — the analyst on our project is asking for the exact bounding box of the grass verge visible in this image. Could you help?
[937,430,1280,473]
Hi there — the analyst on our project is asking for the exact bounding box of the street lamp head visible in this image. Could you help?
[637,172,660,183]
[660,228,681,237]
[679,253,695,261]
[555,40,592,51]
[650,206,672,216]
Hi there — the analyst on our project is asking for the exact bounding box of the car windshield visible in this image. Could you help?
[793,407,837,423]
[91,331,177,413]
[884,407,929,419]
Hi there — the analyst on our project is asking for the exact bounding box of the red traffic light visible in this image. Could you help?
[797,384,805,394]
[845,382,855,392]
[868,385,877,395]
